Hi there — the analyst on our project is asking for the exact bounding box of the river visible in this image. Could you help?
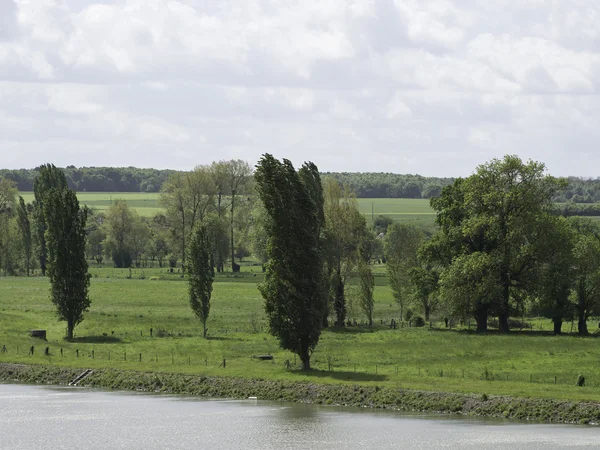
[0,384,597,449]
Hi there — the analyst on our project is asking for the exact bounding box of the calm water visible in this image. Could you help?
[0,384,598,449]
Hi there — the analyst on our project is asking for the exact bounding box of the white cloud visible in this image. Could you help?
[0,0,599,176]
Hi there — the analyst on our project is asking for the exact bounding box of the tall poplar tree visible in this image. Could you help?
[44,188,91,339]
[17,197,32,276]
[188,224,213,338]
[33,164,67,275]
[255,154,326,370]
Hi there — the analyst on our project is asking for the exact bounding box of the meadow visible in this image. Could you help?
[18,192,436,226]
[2,268,600,403]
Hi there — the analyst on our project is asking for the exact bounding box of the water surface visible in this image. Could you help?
[0,384,596,449]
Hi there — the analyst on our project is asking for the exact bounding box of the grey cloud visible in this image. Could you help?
[0,0,18,40]
[1,0,600,177]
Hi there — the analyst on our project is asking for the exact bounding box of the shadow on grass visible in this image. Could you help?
[68,335,122,344]
[206,336,237,341]
[297,369,387,383]
[428,327,600,338]
[324,326,376,335]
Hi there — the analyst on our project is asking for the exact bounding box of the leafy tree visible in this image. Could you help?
[149,214,171,268]
[570,219,600,335]
[430,156,565,332]
[33,164,67,275]
[357,260,375,327]
[323,179,369,326]
[535,217,576,334]
[373,215,394,235]
[16,197,33,275]
[225,160,253,271]
[44,188,91,339]
[104,200,136,268]
[409,264,439,321]
[249,199,270,271]
[160,166,216,274]
[385,223,424,320]
[188,224,213,338]
[204,213,230,275]
[0,179,18,275]
[130,217,151,267]
[86,219,106,265]
[255,154,326,370]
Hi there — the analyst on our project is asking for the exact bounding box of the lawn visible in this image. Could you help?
[2,271,600,403]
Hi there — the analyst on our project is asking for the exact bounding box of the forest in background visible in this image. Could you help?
[3,166,600,203]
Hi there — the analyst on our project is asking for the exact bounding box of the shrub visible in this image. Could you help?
[404,308,414,322]
[413,315,425,327]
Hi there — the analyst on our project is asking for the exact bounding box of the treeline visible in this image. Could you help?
[324,172,600,202]
[0,167,176,192]
[4,167,600,203]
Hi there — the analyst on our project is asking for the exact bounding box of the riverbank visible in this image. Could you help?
[1,363,599,425]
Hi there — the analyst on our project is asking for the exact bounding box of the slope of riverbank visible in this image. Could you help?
[1,363,598,425]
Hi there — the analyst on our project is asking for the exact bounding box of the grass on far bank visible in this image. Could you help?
[2,269,600,403]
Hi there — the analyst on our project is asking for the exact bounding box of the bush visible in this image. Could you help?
[404,308,414,322]
[413,315,425,327]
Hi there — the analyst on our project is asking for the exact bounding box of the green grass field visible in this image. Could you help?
[19,192,163,217]
[2,269,600,403]
[19,192,436,226]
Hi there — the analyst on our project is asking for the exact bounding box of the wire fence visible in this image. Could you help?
[0,343,595,389]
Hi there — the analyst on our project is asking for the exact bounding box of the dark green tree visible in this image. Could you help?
[17,197,33,276]
[570,219,600,335]
[430,156,565,332]
[33,164,67,275]
[44,188,91,339]
[535,216,575,334]
[188,224,213,338]
[255,154,326,370]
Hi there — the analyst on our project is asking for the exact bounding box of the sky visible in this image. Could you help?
[0,0,599,177]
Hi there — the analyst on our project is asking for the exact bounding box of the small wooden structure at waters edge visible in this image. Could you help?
[29,330,46,340]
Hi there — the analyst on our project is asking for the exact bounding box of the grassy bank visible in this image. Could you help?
[2,363,600,425]
[2,274,600,406]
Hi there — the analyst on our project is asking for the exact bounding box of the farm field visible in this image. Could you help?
[1,272,600,403]
[19,192,436,225]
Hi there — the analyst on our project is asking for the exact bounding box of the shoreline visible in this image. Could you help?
[1,362,599,425]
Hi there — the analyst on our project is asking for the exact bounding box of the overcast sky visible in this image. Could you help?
[0,0,599,177]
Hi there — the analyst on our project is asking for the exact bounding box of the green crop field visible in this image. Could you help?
[2,269,600,403]
[19,192,162,217]
[19,192,436,225]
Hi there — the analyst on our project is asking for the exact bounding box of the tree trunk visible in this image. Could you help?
[334,276,345,327]
[498,311,510,333]
[474,304,488,333]
[498,275,510,333]
[553,320,562,335]
[203,322,207,338]
[424,304,431,322]
[578,314,588,335]
[230,190,236,272]
[300,349,311,371]
[67,318,74,340]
